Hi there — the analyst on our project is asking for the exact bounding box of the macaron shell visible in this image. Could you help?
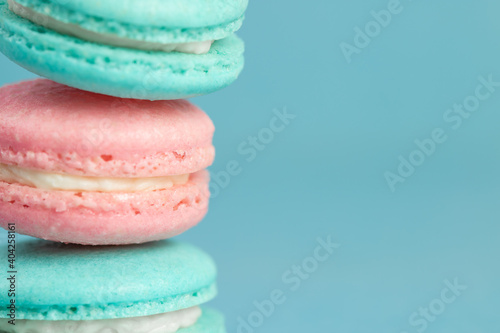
[0,79,215,177]
[0,1,245,100]
[49,0,247,28]
[0,234,217,320]
[15,0,247,43]
[0,171,210,245]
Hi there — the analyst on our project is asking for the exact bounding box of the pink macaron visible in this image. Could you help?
[0,79,215,245]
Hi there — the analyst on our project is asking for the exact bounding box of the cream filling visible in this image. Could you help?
[0,306,201,333]
[0,164,189,192]
[8,0,214,54]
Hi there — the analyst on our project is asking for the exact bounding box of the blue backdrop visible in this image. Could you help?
[1,0,499,332]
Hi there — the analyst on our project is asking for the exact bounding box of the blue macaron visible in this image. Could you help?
[0,233,225,332]
[0,0,247,100]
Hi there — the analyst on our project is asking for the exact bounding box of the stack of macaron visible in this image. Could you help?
[0,0,247,331]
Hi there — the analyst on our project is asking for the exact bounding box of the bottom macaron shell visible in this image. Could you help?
[0,171,209,245]
[181,308,226,333]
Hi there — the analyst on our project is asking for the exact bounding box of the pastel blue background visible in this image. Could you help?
[1,0,499,332]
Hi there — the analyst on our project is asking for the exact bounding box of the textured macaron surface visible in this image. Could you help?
[13,0,248,43]
[0,79,215,177]
[33,0,248,28]
[0,234,217,320]
[0,1,245,100]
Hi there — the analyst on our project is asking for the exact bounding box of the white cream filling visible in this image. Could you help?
[0,306,201,333]
[8,0,214,54]
[0,164,189,192]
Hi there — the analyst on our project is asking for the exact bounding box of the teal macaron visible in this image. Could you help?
[0,233,225,332]
[0,0,247,100]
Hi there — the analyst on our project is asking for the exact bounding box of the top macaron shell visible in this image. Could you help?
[0,235,218,320]
[0,79,215,177]
[14,0,249,43]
